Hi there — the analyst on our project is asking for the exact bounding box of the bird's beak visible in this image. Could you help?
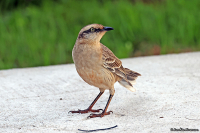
[103,27,114,31]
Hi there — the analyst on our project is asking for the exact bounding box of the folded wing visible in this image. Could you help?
[101,44,141,92]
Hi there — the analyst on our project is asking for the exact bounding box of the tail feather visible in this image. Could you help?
[124,68,141,81]
[118,68,141,92]
[118,79,136,92]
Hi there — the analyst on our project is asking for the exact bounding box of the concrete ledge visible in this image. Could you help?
[0,52,200,132]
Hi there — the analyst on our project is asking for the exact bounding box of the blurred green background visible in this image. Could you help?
[0,0,200,70]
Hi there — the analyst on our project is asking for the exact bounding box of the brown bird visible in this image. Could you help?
[70,24,141,118]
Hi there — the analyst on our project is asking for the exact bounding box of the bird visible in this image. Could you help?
[69,24,141,118]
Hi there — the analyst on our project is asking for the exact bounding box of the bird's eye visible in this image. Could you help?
[91,27,95,32]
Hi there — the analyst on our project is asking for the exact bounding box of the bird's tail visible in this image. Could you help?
[118,68,141,92]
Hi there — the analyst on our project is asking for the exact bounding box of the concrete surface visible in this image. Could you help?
[0,52,200,133]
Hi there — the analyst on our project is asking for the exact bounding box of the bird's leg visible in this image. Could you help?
[88,94,113,118]
[69,91,104,114]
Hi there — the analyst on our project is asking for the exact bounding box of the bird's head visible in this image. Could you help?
[77,24,114,43]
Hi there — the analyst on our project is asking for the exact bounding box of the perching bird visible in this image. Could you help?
[70,24,141,118]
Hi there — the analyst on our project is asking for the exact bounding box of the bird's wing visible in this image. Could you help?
[101,43,141,92]
[101,44,126,79]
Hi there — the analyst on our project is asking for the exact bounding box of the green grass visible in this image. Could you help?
[0,0,200,70]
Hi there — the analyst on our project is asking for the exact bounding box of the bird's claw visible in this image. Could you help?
[98,109,103,112]
[87,111,113,118]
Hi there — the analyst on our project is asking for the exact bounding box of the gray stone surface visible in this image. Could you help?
[0,52,200,133]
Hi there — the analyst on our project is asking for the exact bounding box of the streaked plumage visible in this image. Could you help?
[70,24,141,118]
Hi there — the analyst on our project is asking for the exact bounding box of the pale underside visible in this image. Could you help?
[72,42,140,93]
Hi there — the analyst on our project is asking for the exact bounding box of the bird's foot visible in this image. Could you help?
[69,108,103,114]
[87,111,113,118]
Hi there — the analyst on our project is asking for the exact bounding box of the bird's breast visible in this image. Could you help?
[72,44,102,69]
[72,43,116,89]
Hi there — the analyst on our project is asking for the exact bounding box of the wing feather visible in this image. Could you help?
[101,43,141,92]
[101,44,126,79]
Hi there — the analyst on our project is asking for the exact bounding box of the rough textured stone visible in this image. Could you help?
[0,52,200,132]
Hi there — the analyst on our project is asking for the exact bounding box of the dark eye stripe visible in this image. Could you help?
[95,28,102,32]
[83,28,102,34]
[78,28,103,38]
